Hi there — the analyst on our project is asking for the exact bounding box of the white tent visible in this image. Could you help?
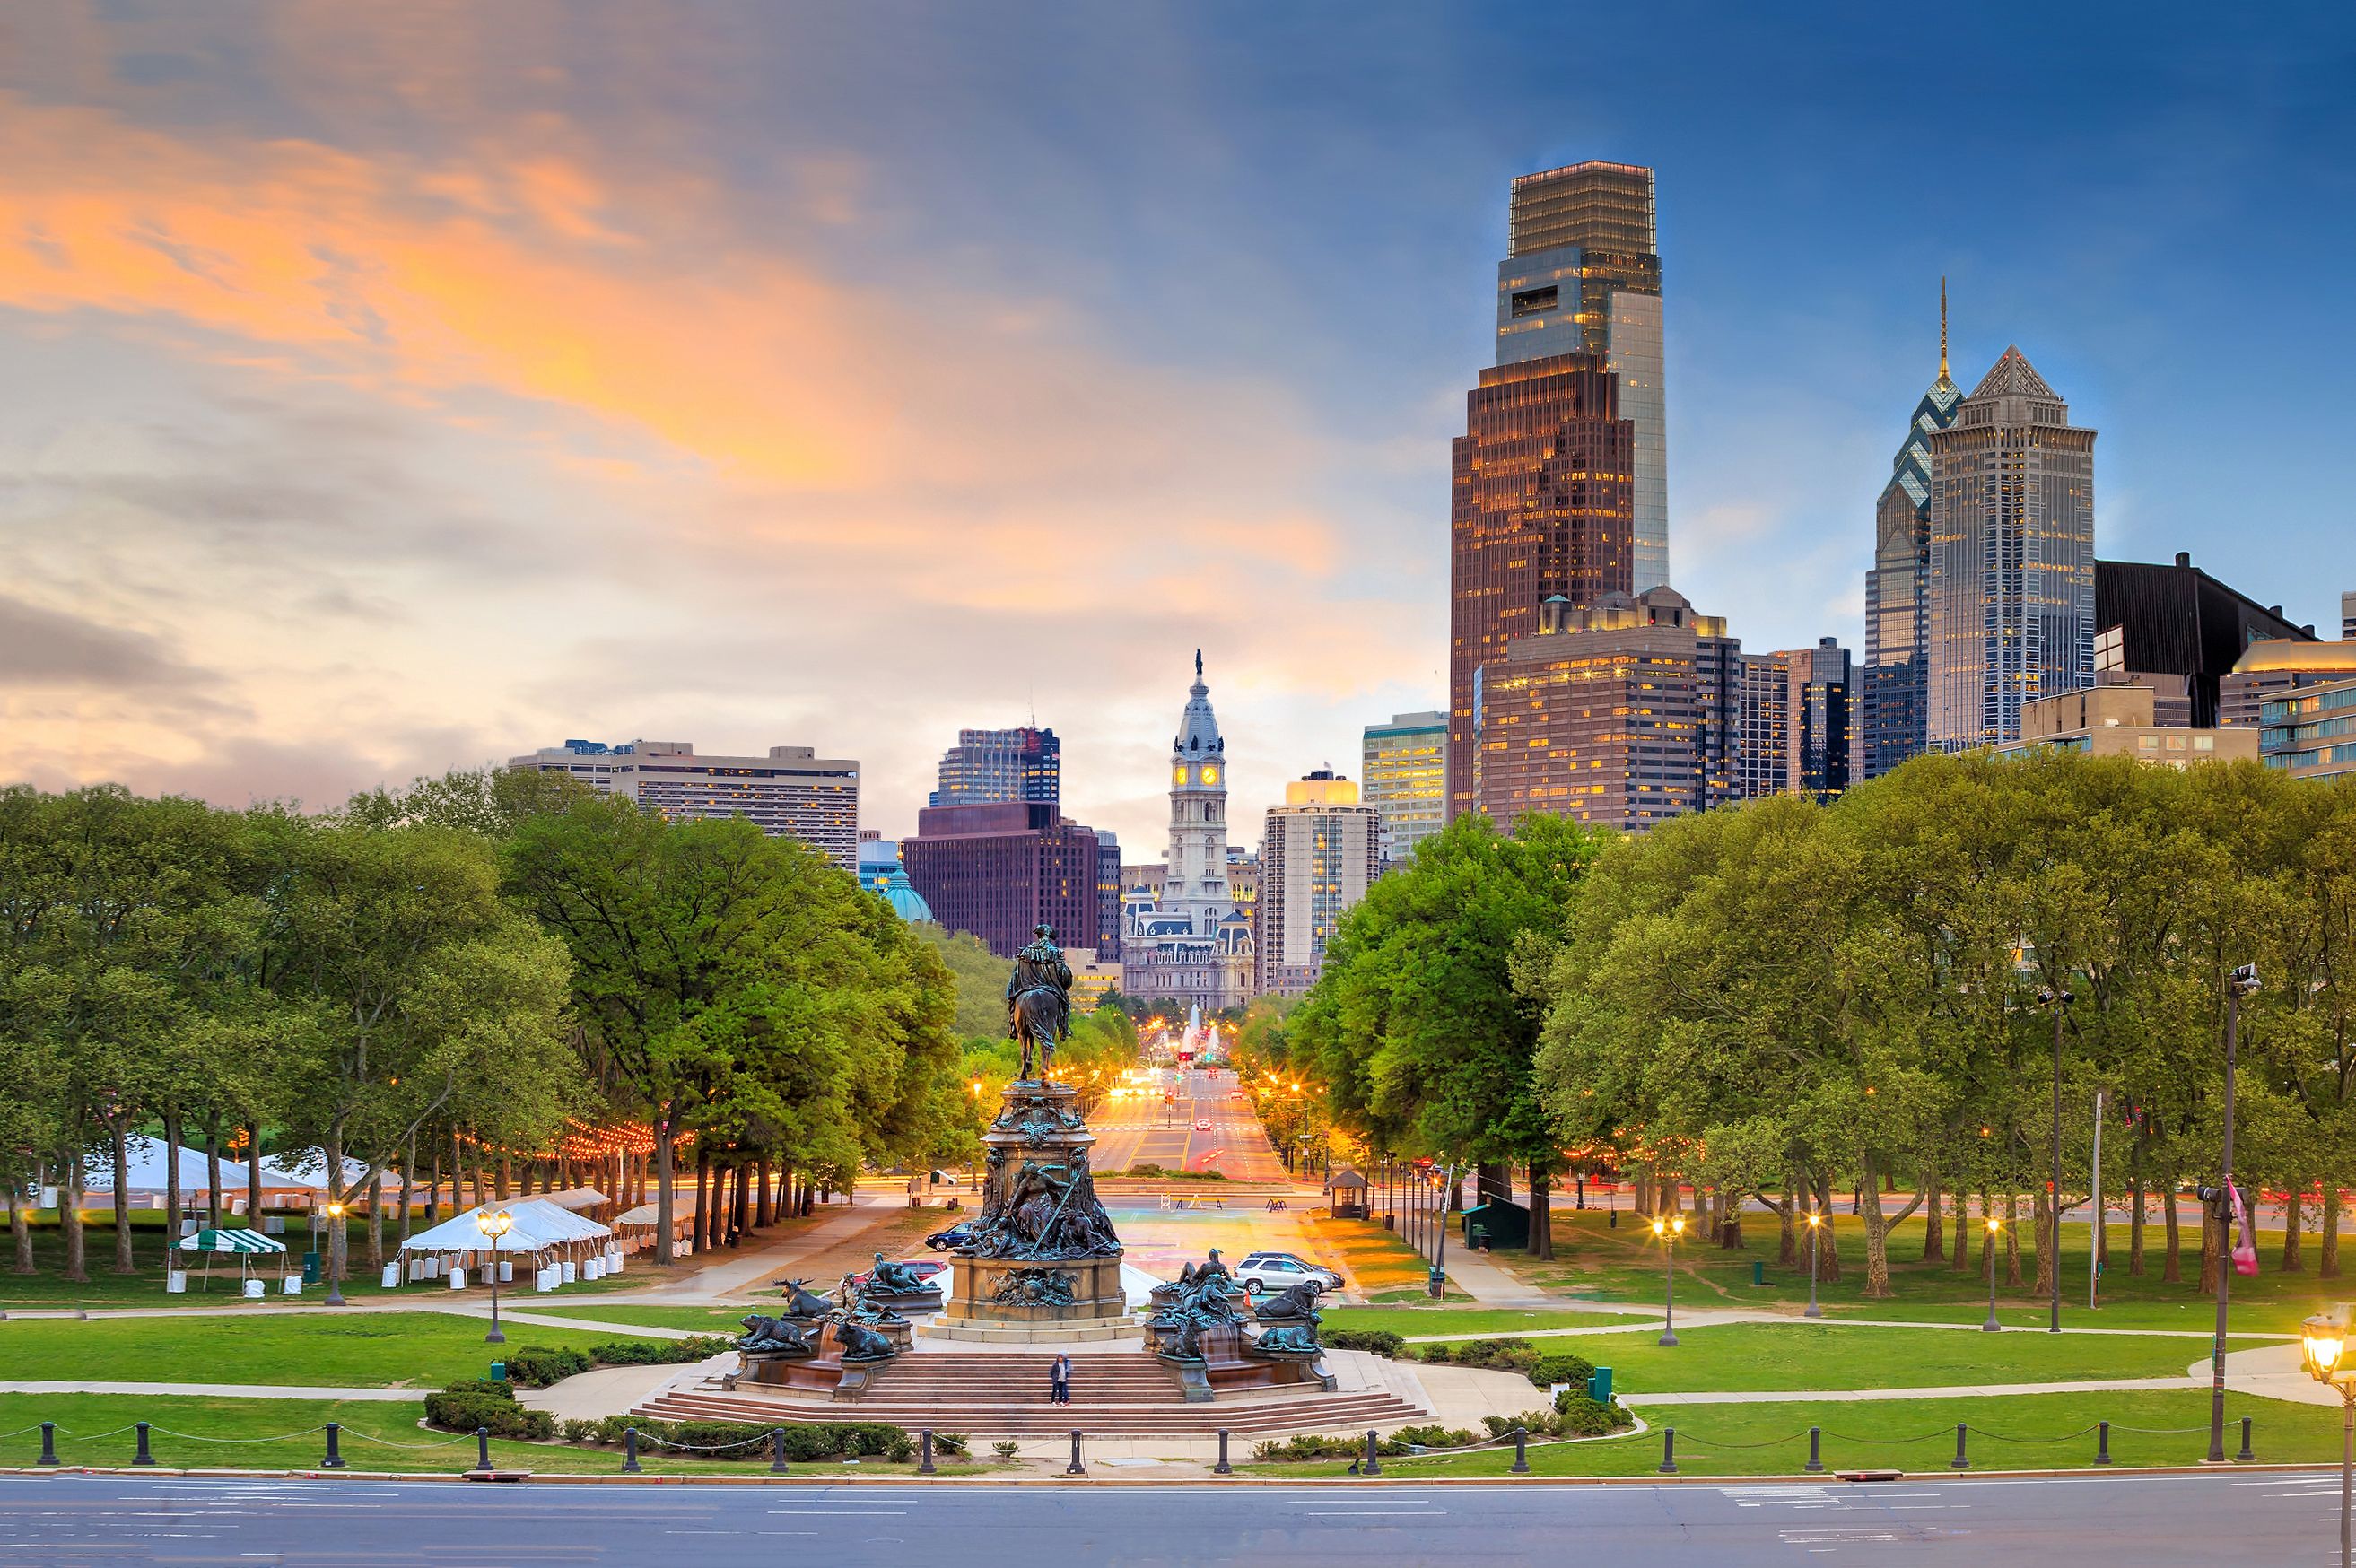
[535,1187,610,1214]
[397,1198,612,1253]
[80,1137,370,1205]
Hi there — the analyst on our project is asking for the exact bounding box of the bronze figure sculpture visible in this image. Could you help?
[736,1314,818,1355]
[1004,922,1073,1082]
[777,1277,833,1320]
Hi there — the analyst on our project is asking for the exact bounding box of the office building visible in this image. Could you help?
[2344,591,2355,642]
[1998,684,2256,766]
[1067,948,1123,1012]
[901,802,1108,960]
[1447,353,1636,821]
[1495,161,1668,593]
[1257,771,1383,998]
[929,727,1060,808]
[2261,678,2356,780]
[2091,553,2312,727]
[1737,639,1853,804]
[2224,640,2356,729]
[1472,586,1739,832]
[1361,710,1448,867]
[1860,285,1965,780]
[1924,347,2098,751]
[1119,654,1256,1009]
[510,738,859,871]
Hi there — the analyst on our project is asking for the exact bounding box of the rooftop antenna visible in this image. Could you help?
[1939,275,1950,380]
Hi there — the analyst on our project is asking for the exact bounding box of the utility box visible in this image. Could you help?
[1587,1366,1613,1404]
[1458,1199,1531,1251]
[301,1250,321,1285]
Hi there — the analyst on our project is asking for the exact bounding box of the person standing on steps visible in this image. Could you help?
[1050,1352,1072,1405]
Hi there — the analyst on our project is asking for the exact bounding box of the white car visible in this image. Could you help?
[1231,1251,1343,1296]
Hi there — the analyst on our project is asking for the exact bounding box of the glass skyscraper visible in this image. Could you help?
[1859,289,1964,780]
[929,726,1060,808]
[1494,161,1669,593]
[1925,347,2098,751]
[1360,710,1447,868]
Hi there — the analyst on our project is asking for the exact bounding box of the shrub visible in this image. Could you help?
[1527,1353,1596,1389]
[588,1335,735,1367]
[991,1441,1020,1459]
[440,1377,515,1399]
[502,1346,593,1388]
[424,1388,554,1441]
[1551,1392,1631,1436]
[1389,1424,1476,1450]
[886,1436,915,1463]
[559,1415,906,1459]
[1323,1328,1405,1358]
[932,1432,969,1456]
[1438,1337,1540,1372]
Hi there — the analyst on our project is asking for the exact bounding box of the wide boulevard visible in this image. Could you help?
[1,1471,2342,1566]
[1088,1067,1288,1184]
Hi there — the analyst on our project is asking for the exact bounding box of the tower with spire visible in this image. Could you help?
[1859,283,1968,780]
[1119,652,1257,1011]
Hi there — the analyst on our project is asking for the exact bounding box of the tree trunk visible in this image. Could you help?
[1950,1187,1971,1274]
[2162,1191,2182,1282]
[204,1117,223,1229]
[2129,1179,2146,1276]
[2325,1188,2344,1281]
[692,1146,711,1257]
[756,1159,775,1227]
[161,1102,184,1248]
[1776,1187,1796,1266]
[732,1161,753,1247]
[245,1127,263,1227]
[1811,1174,1843,1282]
[1854,1151,1924,1298]
[427,1140,444,1226]
[2031,1189,2054,1300]
[496,1155,511,1203]
[1528,1165,1554,1259]
[2002,1191,2023,1288]
[2196,1201,2221,1295]
[109,1119,135,1274]
[1633,1171,1653,1216]
[1921,1171,1943,1262]
[61,1153,87,1283]
[396,1134,415,1254]
[2283,1189,2306,1273]
[365,1167,384,1268]
[654,1107,678,1266]
[8,1182,31,1273]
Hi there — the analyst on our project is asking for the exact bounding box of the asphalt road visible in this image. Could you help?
[3,1470,2347,1566]
[1090,1069,1286,1183]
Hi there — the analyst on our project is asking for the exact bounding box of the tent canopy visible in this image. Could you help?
[536,1187,609,1214]
[398,1198,613,1254]
[85,1137,371,1196]
[177,1227,284,1254]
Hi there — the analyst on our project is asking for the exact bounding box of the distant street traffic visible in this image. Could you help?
[1089,1067,1289,1185]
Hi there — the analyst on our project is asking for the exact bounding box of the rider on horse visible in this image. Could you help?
[1005,922,1073,1082]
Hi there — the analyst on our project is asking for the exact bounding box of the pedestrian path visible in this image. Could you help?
[624,1205,893,1302]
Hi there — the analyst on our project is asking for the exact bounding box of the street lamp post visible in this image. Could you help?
[1982,1215,2003,1332]
[1803,1209,1824,1319]
[2304,1305,2356,1568]
[475,1208,514,1345]
[2038,986,2072,1334]
[1651,1214,1686,1346]
[323,1200,347,1307]
[2211,963,2262,1464]
[1430,1163,1456,1300]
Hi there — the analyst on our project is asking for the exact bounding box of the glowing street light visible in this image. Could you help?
[475,1208,515,1345]
[323,1200,348,1307]
[1982,1215,2003,1332]
[1803,1209,1824,1319]
[1650,1213,1687,1346]
[2304,1305,2356,1568]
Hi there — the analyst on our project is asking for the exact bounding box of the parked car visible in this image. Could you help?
[923,1221,977,1252]
[1232,1251,1343,1295]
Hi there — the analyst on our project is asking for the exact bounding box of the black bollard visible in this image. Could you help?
[133,1422,156,1468]
[1213,1429,1231,1476]
[321,1422,345,1469]
[1950,1424,1968,1470]
[770,1428,789,1475]
[622,1427,641,1474]
[1065,1430,1086,1477]
[1362,1430,1382,1477]
[37,1422,58,1467]
[1510,1426,1530,1475]
[474,1426,492,1474]
[1658,1427,1677,1475]
[2094,1420,2110,1467]
[2236,1416,2254,1463]
[918,1430,937,1477]
[1804,1426,1824,1475]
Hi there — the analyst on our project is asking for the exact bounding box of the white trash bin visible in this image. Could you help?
[166,1269,188,1294]
[560,1260,577,1285]
[449,1266,467,1289]
[242,1278,265,1300]
[498,1260,512,1284]
[283,1276,302,1295]
[537,1267,556,1293]
[380,1262,400,1289]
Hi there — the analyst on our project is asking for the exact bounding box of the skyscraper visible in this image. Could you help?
[1860,285,1965,780]
[1495,161,1669,594]
[901,802,1105,960]
[1119,653,1255,1009]
[1257,771,1383,997]
[1446,353,1635,821]
[1925,347,2098,751]
[1359,710,1447,867]
[929,727,1060,808]
[1736,639,1854,803]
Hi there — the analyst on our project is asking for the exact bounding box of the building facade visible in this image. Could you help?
[2224,640,2356,728]
[929,727,1060,808]
[1360,710,1448,867]
[1495,161,1668,594]
[900,801,1107,960]
[1257,773,1382,998]
[1447,353,1636,821]
[1860,288,1965,780]
[1735,639,1854,803]
[1118,655,1256,1010]
[1472,586,1739,832]
[2261,678,2356,780]
[1998,684,2256,766]
[2091,553,2313,728]
[510,738,860,871]
[1925,347,2098,751]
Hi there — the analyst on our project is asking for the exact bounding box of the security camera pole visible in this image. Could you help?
[2208,962,2260,1463]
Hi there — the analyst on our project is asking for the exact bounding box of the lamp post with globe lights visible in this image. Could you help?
[2306,1305,2356,1568]
[1803,1208,1825,1318]
[1982,1215,2003,1332]
[476,1208,514,1344]
[1650,1214,1686,1346]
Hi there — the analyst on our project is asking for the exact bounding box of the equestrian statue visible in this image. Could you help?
[1005,922,1073,1083]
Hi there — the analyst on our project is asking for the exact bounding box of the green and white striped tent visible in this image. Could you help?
[176,1227,284,1254]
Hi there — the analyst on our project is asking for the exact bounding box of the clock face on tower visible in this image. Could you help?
[1172,765,1188,787]
[1201,766,1219,786]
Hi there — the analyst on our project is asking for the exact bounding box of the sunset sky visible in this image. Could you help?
[4,4,2351,853]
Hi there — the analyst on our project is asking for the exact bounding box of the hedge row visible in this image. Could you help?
[423,1379,554,1441]
[557,1413,919,1462]
[1416,1337,1597,1389]
[502,1337,737,1388]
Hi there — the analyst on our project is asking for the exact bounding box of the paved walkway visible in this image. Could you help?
[624,1205,896,1302]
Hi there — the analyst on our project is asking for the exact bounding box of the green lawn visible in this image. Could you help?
[1411,1320,2218,1392]
[1247,1388,2317,1477]
[0,1311,659,1389]
[532,1304,760,1332]
[0,1393,955,1477]
[1496,1209,2346,1337]
[1322,1306,1651,1337]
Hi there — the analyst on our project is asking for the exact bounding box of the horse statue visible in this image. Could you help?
[1004,923,1073,1082]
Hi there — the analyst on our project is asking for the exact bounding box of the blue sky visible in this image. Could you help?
[2,2,2350,851]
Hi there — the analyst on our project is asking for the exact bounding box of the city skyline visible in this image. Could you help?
[3,5,2352,855]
